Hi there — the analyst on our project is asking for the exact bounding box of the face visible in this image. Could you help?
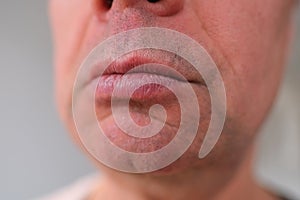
[50,0,294,177]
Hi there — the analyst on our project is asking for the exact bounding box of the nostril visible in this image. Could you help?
[103,0,113,9]
[95,0,162,12]
[92,0,114,21]
[94,0,182,19]
[147,0,160,3]
[93,0,113,12]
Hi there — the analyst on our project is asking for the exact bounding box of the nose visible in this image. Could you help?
[93,0,184,19]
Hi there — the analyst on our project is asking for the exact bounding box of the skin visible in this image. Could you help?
[49,0,297,199]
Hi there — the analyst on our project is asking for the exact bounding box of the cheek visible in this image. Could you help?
[50,0,93,121]
[191,0,290,132]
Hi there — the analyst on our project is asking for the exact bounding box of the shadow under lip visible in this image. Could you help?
[97,113,179,154]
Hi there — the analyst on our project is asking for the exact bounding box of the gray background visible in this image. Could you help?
[0,1,299,200]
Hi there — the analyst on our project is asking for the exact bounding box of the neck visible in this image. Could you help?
[90,146,278,200]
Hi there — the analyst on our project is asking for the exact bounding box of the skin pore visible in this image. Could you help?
[49,0,297,199]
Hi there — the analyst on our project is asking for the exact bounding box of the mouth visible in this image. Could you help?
[88,50,205,101]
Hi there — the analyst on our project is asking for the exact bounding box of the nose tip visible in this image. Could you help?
[93,0,184,19]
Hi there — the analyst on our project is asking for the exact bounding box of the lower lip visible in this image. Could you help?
[93,73,187,102]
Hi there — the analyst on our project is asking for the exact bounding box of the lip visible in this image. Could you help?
[88,50,205,101]
[94,73,187,101]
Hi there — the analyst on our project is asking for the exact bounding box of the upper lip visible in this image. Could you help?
[88,50,205,85]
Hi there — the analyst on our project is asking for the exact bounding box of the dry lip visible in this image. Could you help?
[88,50,206,86]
